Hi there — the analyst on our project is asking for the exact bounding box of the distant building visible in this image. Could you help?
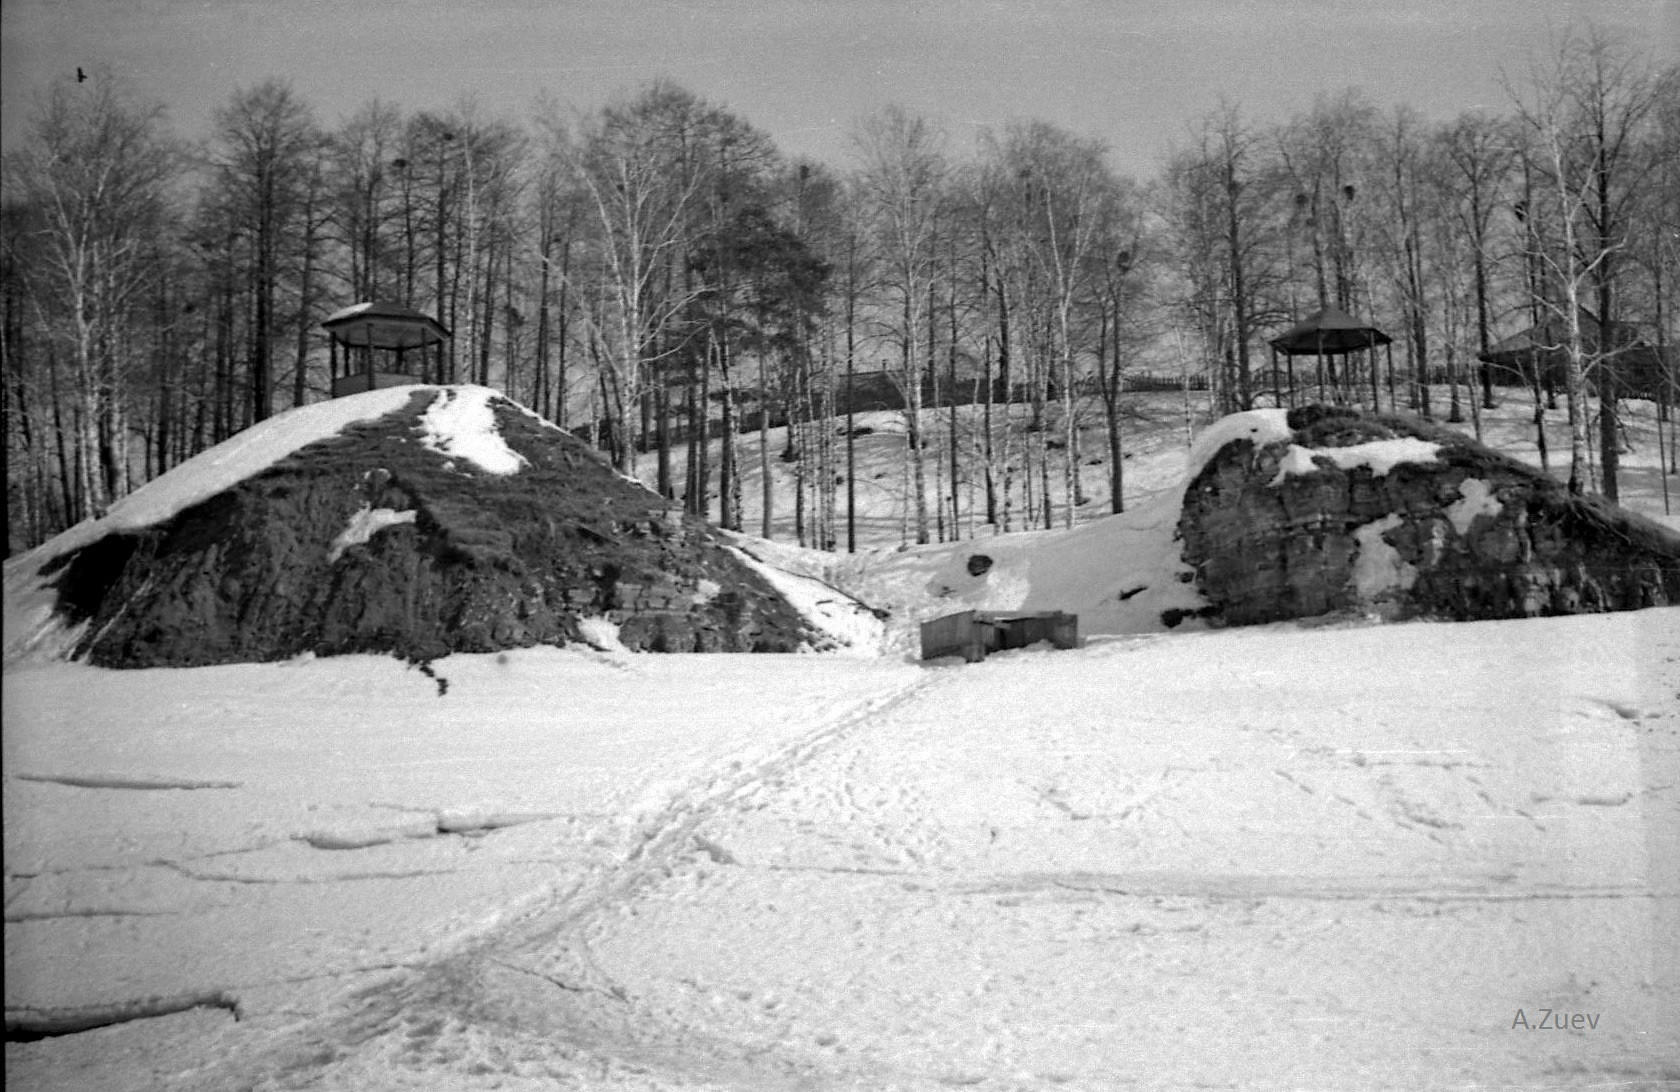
[1478,310,1671,400]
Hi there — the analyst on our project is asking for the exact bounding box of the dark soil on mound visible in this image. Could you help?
[1178,403,1680,626]
[44,390,825,667]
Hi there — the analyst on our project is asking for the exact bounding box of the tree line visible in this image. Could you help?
[5,25,1676,555]
[1166,30,1679,506]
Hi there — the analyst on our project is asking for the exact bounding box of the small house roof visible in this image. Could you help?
[1477,309,1639,365]
[1269,306,1392,356]
[322,301,451,350]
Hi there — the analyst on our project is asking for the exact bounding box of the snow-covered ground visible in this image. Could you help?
[6,615,1677,1090]
[5,387,1679,1090]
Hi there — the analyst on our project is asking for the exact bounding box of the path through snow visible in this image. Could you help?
[68,609,1679,1092]
[2,649,924,1089]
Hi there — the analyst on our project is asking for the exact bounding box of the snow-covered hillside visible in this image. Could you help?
[659,388,1680,551]
[690,390,1680,649]
[5,388,1678,1090]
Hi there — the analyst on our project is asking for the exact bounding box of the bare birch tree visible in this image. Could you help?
[851,106,948,545]
[6,74,174,518]
[1511,27,1676,496]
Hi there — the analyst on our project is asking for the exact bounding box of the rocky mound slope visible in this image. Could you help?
[1178,404,1680,626]
[15,386,828,667]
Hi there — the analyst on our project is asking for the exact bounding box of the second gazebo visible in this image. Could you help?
[1268,306,1393,408]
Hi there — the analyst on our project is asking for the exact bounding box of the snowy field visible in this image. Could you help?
[5,387,1680,1090]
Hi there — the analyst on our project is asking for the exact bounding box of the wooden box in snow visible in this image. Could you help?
[919,610,1079,663]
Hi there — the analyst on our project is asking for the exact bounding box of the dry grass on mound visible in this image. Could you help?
[41,393,820,667]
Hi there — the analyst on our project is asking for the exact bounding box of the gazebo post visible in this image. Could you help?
[1316,330,1326,402]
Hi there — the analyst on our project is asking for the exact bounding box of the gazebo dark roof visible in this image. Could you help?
[321,301,451,350]
[1269,306,1392,356]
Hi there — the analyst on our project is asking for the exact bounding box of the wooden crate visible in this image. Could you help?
[919,610,1079,662]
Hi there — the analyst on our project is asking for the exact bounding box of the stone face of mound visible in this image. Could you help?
[42,388,825,667]
[1177,405,1680,626]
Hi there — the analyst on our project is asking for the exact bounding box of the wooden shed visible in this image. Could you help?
[919,610,1079,663]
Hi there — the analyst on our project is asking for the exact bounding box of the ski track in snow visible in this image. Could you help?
[98,614,1680,1092]
[132,666,949,1091]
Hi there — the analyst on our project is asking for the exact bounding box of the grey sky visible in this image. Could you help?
[3,0,1676,177]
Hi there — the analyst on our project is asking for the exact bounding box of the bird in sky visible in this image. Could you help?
[76,67,87,83]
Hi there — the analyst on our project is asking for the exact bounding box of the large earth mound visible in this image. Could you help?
[16,386,828,667]
[1178,403,1680,626]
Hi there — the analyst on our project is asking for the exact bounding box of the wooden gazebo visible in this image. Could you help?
[324,302,451,398]
[1268,306,1394,408]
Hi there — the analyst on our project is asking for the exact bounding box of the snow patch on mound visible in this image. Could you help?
[1352,514,1417,601]
[1447,477,1503,534]
[1186,408,1292,479]
[418,386,529,474]
[576,616,628,653]
[327,505,417,563]
[1185,409,1440,488]
[1271,437,1442,484]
